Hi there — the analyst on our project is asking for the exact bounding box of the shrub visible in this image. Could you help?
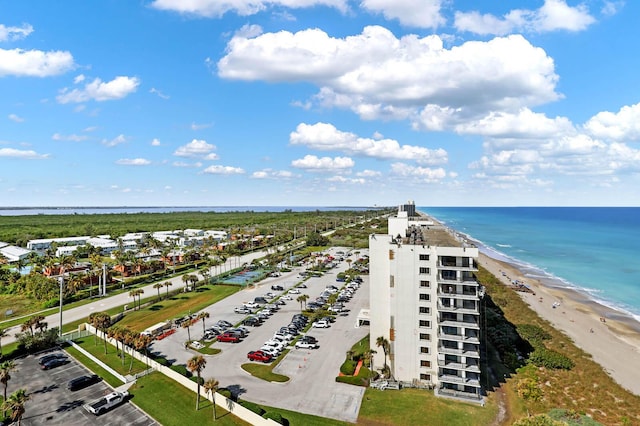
[218,388,233,400]
[517,377,543,401]
[238,400,265,416]
[517,324,551,345]
[263,412,289,425]
[336,375,368,386]
[529,347,574,370]
[169,364,191,377]
[340,359,357,375]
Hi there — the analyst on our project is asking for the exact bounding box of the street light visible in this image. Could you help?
[58,276,64,338]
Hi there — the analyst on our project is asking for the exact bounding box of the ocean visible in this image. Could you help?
[420,207,640,323]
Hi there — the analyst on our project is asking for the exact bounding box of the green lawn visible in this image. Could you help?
[64,343,124,387]
[72,336,148,376]
[128,372,250,426]
[358,387,497,426]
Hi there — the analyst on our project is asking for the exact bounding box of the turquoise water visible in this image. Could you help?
[421,207,640,322]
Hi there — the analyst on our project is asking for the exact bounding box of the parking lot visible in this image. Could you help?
[10,349,157,426]
[149,247,370,422]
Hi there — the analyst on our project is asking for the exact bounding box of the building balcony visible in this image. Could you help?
[436,276,479,286]
[437,303,479,315]
[438,288,479,300]
[438,346,463,356]
[438,333,480,344]
[439,319,480,330]
[435,387,483,404]
[437,360,481,373]
[438,374,481,388]
[437,262,478,272]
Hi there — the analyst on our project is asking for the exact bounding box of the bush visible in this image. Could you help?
[190,376,204,385]
[218,388,234,400]
[518,324,551,345]
[513,414,565,426]
[517,377,542,401]
[263,412,289,425]
[238,400,265,416]
[529,347,574,370]
[340,359,357,375]
[336,375,368,386]
[169,364,191,377]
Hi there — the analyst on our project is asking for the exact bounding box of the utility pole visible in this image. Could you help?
[58,276,64,338]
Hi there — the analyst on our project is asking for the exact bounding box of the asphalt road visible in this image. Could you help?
[150,247,370,423]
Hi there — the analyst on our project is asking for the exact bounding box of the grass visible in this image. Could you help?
[63,343,124,388]
[72,336,148,376]
[476,266,640,425]
[240,361,289,382]
[118,285,239,332]
[358,387,498,426]
[128,372,250,426]
[257,404,350,426]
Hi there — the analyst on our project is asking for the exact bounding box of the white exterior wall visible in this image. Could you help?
[369,233,392,372]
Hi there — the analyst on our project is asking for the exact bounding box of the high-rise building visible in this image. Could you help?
[369,206,484,403]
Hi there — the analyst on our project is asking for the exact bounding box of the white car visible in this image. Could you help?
[295,340,318,349]
[312,320,330,328]
[264,339,286,350]
[260,346,280,357]
[244,302,259,308]
[274,333,294,342]
[288,288,301,294]
[281,295,293,301]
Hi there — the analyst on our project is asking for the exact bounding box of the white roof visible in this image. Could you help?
[0,245,32,261]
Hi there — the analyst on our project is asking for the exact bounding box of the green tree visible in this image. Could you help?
[3,388,30,425]
[0,360,16,418]
[182,320,192,342]
[164,281,173,298]
[187,355,207,410]
[153,282,163,300]
[89,311,111,354]
[197,312,210,336]
[376,336,390,377]
[296,294,309,310]
[203,377,219,420]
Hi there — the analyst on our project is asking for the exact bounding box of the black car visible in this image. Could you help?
[38,353,65,365]
[300,335,318,344]
[243,317,261,326]
[271,285,284,291]
[67,374,100,391]
[41,356,68,370]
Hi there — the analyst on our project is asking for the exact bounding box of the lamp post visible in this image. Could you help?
[58,276,64,338]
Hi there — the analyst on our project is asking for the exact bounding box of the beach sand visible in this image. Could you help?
[478,253,640,396]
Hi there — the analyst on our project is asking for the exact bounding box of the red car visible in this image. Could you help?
[247,350,273,363]
[217,333,240,343]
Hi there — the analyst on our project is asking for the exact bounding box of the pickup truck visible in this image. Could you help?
[83,391,128,415]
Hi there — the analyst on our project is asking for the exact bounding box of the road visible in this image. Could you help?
[3,250,266,346]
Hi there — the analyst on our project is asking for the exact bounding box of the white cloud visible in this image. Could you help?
[116,158,152,166]
[74,74,85,84]
[219,26,559,126]
[102,134,127,147]
[150,0,348,17]
[202,165,245,174]
[360,0,445,28]
[174,139,217,157]
[390,162,446,182]
[356,169,381,177]
[149,87,170,99]
[173,161,203,168]
[0,147,49,159]
[0,23,33,41]
[584,102,640,141]
[57,76,140,103]
[8,113,24,123]
[291,154,354,172]
[203,153,219,160]
[601,1,624,17]
[327,175,366,184]
[290,122,447,165]
[0,48,74,77]
[251,169,295,179]
[52,133,88,142]
[151,138,161,146]
[454,0,596,36]
[191,122,212,130]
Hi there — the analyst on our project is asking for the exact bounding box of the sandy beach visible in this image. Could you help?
[479,253,640,396]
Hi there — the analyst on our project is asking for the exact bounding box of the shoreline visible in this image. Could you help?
[478,252,640,396]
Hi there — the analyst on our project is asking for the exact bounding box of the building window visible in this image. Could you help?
[420,373,431,381]
[419,254,430,261]
[419,306,430,314]
[419,293,430,301]
[420,280,430,288]
[420,360,431,368]
[420,347,429,354]
[419,333,430,341]
[419,267,430,274]
[389,275,394,288]
[419,320,431,328]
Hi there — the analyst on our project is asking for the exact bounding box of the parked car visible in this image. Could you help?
[244,316,262,327]
[281,295,293,301]
[217,320,233,328]
[299,335,318,344]
[38,353,66,365]
[244,302,259,309]
[259,346,280,357]
[295,340,318,349]
[299,283,307,288]
[217,333,240,343]
[247,350,273,362]
[312,320,330,328]
[41,356,69,370]
[288,288,301,294]
[234,306,252,314]
[67,374,100,391]
[271,285,284,291]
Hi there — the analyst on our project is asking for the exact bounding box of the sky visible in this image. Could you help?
[1,0,639,207]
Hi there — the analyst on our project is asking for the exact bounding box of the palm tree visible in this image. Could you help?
[32,315,47,333]
[197,312,210,336]
[182,320,192,342]
[296,294,309,310]
[0,360,16,417]
[164,281,173,298]
[129,290,138,310]
[107,326,124,365]
[363,349,377,380]
[199,268,210,285]
[187,355,207,410]
[135,288,144,309]
[134,334,154,369]
[89,312,111,354]
[376,336,390,377]
[153,283,164,301]
[203,377,219,420]
[182,274,190,291]
[0,328,7,358]
[3,388,30,425]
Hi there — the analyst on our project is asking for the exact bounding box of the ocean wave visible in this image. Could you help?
[496,243,512,248]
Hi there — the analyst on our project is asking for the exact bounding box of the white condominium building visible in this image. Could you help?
[369,208,484,403]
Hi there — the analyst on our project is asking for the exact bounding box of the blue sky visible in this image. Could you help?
[1,0,639,207]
